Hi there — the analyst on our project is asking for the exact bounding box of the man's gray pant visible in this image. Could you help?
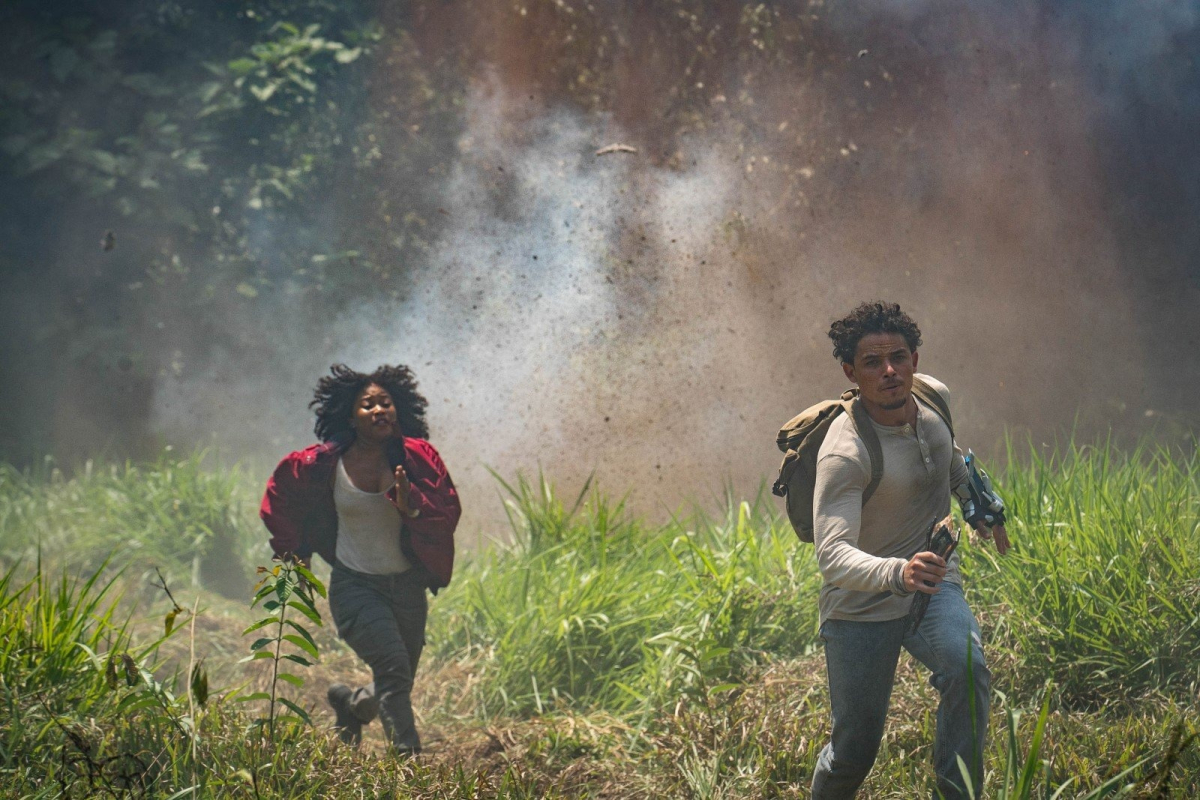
[812,582,990,800]
[328,563,428,752]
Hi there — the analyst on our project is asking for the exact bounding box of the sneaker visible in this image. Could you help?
[327,684,362,745]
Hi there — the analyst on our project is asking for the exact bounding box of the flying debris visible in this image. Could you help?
[595,143,638,156]
[101,231,116,251]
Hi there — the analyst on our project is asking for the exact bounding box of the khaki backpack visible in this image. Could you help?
[771,376,953,543]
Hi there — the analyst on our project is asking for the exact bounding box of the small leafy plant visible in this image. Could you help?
[240,559,325,737]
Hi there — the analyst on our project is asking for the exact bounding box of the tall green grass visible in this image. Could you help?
[428,474,822,719]
[968,437,1200,706]
[0,560,563,798]
[427,439,1200,721]
[0,558,171,795]
[0,452,262,599]
[0,438,1196,796]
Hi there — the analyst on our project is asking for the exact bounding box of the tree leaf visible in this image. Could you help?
[24,143,64,173]
[283,618,318,648]
[278,698,312,725]
[227,58,258,75]
[287,73,317,93]
[287,600,322,626]
[294,565,326,598]
[83,150,121,175]
[275,574,296,603]
[198,81,223,104]
[334,47,362,64]
[116,694,160,714]
[282,633,319,660]
[250,83,278,102]
[235,692,272,703]
[276,672,304,688]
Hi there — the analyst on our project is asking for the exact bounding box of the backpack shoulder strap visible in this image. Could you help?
[911,375,954,438]
[846,397,884,504]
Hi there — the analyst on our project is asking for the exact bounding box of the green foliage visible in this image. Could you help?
[0,560,205,795]
[0,558,573,797]
[1,5,375,215]
[0,2,412,465]
[0,437,1198,796]
[964,437,1200,706]
[430,436,1200,725]
[0,450,260,598]
[238,559,325,737]
[430,473,822,719]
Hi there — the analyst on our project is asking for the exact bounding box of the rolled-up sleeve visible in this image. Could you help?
[813,453,909,595]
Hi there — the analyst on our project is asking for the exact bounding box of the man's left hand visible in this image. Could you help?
[973,521,1010,556]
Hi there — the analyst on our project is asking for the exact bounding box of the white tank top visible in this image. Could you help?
[333,458,412,575]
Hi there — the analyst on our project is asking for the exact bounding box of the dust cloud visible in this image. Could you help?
[147,1,1198,537]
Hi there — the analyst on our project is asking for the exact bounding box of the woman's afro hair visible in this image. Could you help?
[828,301,922,364]
[310,363,430,442]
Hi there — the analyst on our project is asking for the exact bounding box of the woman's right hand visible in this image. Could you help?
[392,465,412,515]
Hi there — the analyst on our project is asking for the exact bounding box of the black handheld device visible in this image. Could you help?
[906,516,959,634]
[927,523,957,575]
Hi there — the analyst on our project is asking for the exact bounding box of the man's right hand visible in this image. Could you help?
[903,551,947,594]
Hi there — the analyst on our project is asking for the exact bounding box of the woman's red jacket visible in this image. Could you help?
[260,434,460,590]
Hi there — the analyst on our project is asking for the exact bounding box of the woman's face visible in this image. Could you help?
[351,383,400,443]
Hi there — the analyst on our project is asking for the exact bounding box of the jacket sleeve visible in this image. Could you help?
[406,446,461,531]
[260,453,312,561]
[390,439,460,588]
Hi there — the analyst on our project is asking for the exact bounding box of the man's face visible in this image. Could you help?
[351,383,400,443]
[842,332,919,411]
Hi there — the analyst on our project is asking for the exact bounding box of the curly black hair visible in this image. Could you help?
[828,301,922,364]
[310,364,430,442]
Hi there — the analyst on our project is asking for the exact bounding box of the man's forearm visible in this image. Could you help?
[815,539,909,595]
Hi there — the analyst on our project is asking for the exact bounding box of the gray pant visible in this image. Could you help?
[812,582,990,800]
[327,563,428,752]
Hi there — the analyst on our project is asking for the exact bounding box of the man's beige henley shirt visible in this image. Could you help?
[813,374,968,624]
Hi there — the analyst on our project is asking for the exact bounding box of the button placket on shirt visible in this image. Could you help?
[914,412,936,476]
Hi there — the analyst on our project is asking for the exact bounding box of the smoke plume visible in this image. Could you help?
[12,1,1200,538]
